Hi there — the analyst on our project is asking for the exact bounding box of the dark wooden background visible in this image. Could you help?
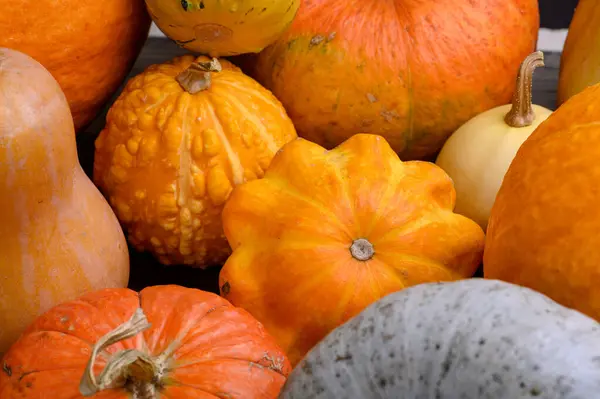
[77,0,581,293]
[539,0,578,29]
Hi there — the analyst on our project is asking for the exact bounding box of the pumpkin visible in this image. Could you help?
[94,55,297,268]
[484,82,600,322]
[219,133,486,366]
[0,48,129,357]
[0,0,151,130]
[0,285,291,398]
[557,0,600,105]
[279,278,600,398]
[244,0,540,160]
[145,0,300,57]
[435,51,553,230]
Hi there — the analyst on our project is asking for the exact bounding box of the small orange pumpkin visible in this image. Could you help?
[219,133,485,365]
[94,55,297,268]
[0,285,291,398]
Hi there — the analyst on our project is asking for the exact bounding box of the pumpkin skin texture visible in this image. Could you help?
[248,0,540,160]
[0,48,129,358]
[145,0,300,57]
[94,55,297,268]
[278,279,600,399]
[0,285,291,398]
[435,52,553,230]
[557,0,600,105]
[219,133,486,366]
[483,82,600,322]
[0,0,151,131]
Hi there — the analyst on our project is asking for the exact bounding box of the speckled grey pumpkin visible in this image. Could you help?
[278,279,600,399]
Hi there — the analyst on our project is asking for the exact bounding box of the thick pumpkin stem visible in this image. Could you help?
[504,51,545,128]
[350,238,374,261]
[176,58,222,94]
[79,308,161,399]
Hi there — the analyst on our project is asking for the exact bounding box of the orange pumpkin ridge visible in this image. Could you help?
[0,285,291,398]
[0,48,130,358]
[0,0,151,131]
[248,0,540,160]
[219,133,485,366]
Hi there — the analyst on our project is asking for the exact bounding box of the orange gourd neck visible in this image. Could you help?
[176,58,222,93]
[504,51,545,128]
[79,309,160,399]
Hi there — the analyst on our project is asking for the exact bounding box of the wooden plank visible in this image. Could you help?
[76,38,562,292]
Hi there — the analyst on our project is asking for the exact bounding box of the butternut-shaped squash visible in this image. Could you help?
[0,48,130,357]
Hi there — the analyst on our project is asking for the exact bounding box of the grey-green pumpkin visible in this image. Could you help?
[279,279,600,399]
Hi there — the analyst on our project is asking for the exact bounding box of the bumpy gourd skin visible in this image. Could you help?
[219,134,485,365]
[94,55,297,267]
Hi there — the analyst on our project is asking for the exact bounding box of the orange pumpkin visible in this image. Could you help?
[219,134,485,365]
[0,48,129,357]
[0,0,151,130]
[245,0,540,160]
[484,82,600,322]
[0,285,291,398]
[94,55,297,268]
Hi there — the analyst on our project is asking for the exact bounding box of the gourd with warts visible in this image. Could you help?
[435,51,553,230]
[0,285,291,398]
[0,48,130,357]
[145,0,300,56]
[219,133,486,366]
[93,54,297,268]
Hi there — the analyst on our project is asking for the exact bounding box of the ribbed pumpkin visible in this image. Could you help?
[0,285,291,398]
[557,0,600,105]
[145,0,300,56]
[94,55,297,268]
[219,134,486,365]
[0,0,151,130]
[246,0,540,160]
[0,48,129,358]
[484,82,600,323]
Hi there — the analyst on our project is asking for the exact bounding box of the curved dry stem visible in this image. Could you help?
[79,308,157,398]
[504,51,545,128]
[176,57,223,94]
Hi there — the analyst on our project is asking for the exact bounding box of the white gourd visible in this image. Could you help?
[279,279,600,399]
[435,51,552,230]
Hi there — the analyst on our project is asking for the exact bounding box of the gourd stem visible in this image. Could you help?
[504,51,545,128]
[79,308,159,399]
[350,238,375,261]
[176,58,222,94]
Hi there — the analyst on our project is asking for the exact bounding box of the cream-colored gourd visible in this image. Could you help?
[435,51,552,230]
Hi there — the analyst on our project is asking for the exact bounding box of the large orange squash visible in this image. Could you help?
[94,55,297,268]
[0,0,151,130]
[0,48,129,357]
[0,285,291,398]
[484,82,600,322]
[219,134,485,365]
[246,0,540,160]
